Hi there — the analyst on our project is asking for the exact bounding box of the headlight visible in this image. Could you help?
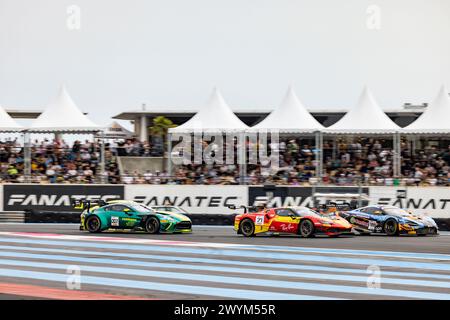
[401,219,418,227]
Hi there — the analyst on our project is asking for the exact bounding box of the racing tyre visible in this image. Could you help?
[145,217,160,234]
[299,219,315,238]
[85,216,102,233]
[239,219,255,237]
[384,219,399,236]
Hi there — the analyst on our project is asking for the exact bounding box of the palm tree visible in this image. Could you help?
[149,116,177,158]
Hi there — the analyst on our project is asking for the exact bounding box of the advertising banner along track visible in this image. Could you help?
[125,185,248,214]
[1,184,449,219]
[3,184,124,212]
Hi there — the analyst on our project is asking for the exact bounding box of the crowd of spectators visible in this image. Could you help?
[0,138,118,183]
[1,136,450,186]
[164,137,450,186]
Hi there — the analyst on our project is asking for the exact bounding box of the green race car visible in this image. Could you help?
[77,200,192,234]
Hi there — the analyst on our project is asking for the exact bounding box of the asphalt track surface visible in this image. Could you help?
[0,223,449,300]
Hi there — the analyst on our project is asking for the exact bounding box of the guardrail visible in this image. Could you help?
[1,210,449,231]
[14,210,237,225]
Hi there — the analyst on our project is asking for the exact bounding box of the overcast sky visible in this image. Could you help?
[1,0,449,127]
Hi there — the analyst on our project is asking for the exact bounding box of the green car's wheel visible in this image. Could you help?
[85,216,101,233]
[299,219,315,238]
[239,219,255,237]
[384,219,399,236]
[145,217,160,234]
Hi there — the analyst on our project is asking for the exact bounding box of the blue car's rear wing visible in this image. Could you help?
[321,202,354,210]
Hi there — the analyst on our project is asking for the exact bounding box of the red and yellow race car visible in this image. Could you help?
[232,206,354,237]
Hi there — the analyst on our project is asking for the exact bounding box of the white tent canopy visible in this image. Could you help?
[325,87,400,134]
[169,88,249,133]
[248,86,323,133]
[0,104,23,132]
[100,121,135,139]
[404,85,450,134]
[29,86,101,132]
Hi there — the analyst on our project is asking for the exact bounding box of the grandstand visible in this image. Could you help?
[1,85,450,186]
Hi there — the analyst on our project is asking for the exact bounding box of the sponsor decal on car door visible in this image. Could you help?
[270,215,299,234]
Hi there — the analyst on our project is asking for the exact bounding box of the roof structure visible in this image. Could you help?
[0,104,23,132]
[169,88,249,133]
[29,86,101,132]
[248,86,323,133]
[325,87,400,134]
[404,85,450,134]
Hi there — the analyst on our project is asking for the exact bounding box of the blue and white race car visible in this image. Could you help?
[340,205,438,236]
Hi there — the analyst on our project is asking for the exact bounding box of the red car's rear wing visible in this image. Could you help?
[227,205,261,214]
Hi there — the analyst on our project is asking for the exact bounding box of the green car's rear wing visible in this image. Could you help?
[72,199,108,213]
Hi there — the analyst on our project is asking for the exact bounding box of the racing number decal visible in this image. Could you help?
[368,220,377,231]
[255,216,265,225]
[111,216,119,227]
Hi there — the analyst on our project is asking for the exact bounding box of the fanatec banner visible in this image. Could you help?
[125,185,248,214]
[1,184,449,218]
[248,186,370,208]
[2,184,124,212]
[368,186,450,218]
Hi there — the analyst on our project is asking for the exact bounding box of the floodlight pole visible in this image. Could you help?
[393,132,397,178]
[23,130,31,183]
[357,176,363,208]
[167,132,173,180]
[239,131,247,185]
[393,131,401,178]
[320,131,324,177]
[332,136,337,160]
[99,131,107,184]
[314,130,323,181]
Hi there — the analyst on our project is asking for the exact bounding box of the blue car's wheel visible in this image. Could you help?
[145,217,160,234]
[384,219,399,236]
[85,216,101,233]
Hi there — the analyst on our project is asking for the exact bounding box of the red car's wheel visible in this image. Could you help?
[239,219,255,237]
[299,219,315,238]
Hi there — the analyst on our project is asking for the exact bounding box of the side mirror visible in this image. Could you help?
[123,208,133,214]
[227,205,237,210]
[373,210,383,215]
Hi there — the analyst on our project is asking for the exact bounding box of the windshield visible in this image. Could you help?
[294,207,322,218]
[383,207,410,217]
[153,206,187,214]
[130,204,154,213]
